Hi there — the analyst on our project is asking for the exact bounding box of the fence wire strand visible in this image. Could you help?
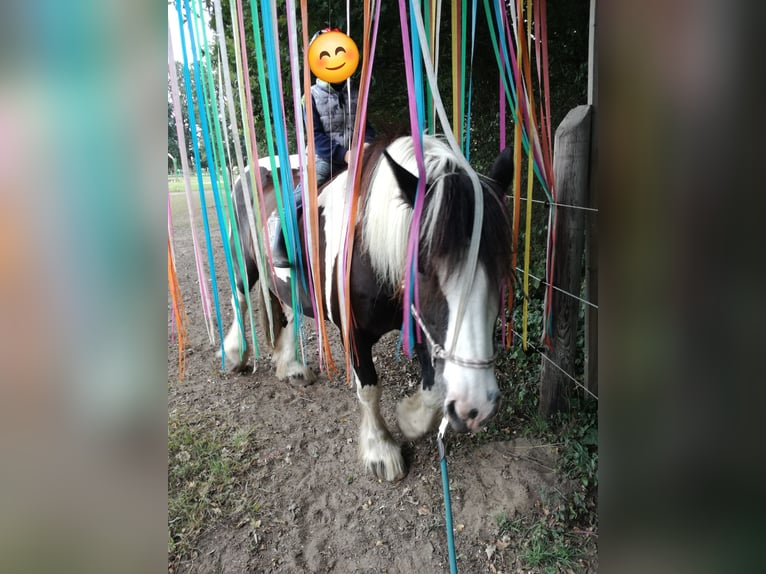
[508,328,598,400]
[515,267,598,309]
[521,196,599,213]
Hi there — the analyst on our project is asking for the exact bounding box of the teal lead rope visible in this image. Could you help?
[437,417,458,574]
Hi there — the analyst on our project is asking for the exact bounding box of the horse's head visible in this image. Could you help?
[378,137,514,433]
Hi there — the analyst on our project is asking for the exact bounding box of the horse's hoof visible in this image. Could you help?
[369,460,406,482]
[360,439,407,482]
[232,362,252,374]
[224,362,250,374]
[396,394,441,440]
[289,374,315,387]
[366,458,406,482]
[215,349,250,373]
[275,362,317,384]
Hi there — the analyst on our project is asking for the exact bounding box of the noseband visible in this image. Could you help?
[410,305,497,369]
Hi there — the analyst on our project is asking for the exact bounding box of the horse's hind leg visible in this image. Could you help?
[272,305,316,385]
[220,249,259,372]
[221,289,252,372]
[354,338,406,481]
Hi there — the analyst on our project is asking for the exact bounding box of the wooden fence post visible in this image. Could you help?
[540,105,592,417]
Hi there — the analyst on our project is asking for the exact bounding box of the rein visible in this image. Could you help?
[437,416,458,574]
[410,305,497,369]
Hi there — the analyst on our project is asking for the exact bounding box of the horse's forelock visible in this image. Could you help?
[421,173,512,291]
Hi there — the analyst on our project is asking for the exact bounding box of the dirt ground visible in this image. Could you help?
[168,191,573,573]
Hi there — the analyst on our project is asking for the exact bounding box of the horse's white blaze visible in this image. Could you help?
[441,264,499,432]
[356,376,405,481]
[396,383,445,440]
[222,292,250,369]
[272,307,316,383]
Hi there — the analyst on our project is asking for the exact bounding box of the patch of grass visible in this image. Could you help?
[495,510,593,573]
[167,174,211,193]
[495,512,524,536]
[523,412,551,437]
[232,429,250,450]
[520,521,581,572]
[168,420,259,569]
[550,407,598,525]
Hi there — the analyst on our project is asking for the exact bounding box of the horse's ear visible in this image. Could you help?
[488,146,514,196]
[383,150,419,207]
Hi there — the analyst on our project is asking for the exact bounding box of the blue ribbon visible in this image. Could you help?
[176,0,228,362]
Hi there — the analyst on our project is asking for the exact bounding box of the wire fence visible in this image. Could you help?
[509,328,598,401]
[510,191,599,401]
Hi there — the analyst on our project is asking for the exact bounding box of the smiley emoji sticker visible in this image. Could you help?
[308,29,359,83]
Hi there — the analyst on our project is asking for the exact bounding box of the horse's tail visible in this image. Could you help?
[257,286,284,349]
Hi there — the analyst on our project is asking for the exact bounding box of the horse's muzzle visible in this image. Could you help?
[446,392,501,433]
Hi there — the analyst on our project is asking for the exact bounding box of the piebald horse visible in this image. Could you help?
[222,135,513,481]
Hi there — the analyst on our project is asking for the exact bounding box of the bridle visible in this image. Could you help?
[410,304,497,369]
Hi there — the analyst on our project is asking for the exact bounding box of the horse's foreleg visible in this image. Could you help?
[220,289,251,372]
[397,343,444,439]
[272,306,316,385]
[355,341,405,481]
[397,386,444,440]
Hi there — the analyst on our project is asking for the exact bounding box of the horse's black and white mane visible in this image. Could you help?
[359,135,512,292]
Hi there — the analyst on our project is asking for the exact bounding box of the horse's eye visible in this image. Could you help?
[335,46,346,55]
[319,50,330,59]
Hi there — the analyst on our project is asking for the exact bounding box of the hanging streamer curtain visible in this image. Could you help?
[168,0,559,375]
[170,0,351,376]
